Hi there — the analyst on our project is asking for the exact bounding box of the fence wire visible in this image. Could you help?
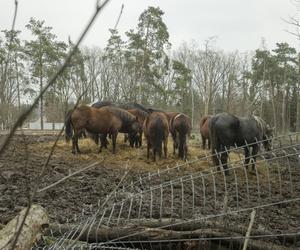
[40,133,300,249]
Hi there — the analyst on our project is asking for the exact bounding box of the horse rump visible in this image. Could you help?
[170,114,191,160]
[145,112,169,161]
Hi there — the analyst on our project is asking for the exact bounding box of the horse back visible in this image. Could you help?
[209,113,240,148]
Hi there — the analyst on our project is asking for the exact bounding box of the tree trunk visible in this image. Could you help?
[270,84,277,133]
[0,204,49,250]
[297,97,300,132]
[282,88,287,133]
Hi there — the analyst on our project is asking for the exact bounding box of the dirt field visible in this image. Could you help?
[0,132,299,248]
[0,132,204,223]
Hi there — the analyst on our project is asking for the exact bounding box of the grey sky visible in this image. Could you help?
[1,0,299,52]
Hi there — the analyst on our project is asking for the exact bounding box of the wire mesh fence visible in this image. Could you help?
[35,133,300,250]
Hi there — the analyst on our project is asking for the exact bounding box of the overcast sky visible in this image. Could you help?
[1,0,299,52]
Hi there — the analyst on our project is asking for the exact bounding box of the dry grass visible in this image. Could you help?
[36,134,270,179]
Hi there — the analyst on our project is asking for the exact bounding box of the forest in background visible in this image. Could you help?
[1,6,300,133]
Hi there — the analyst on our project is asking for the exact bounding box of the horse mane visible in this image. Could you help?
[104,106,135,124]
[251,115,268,135]
[132,109,148,119]
[118,102,149,113]
[92,101,114,109]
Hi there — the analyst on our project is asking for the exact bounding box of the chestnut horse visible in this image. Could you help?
[199,115,212,149]
[144,111,169,161]
[65,105,139,154]
[169,113,192,160]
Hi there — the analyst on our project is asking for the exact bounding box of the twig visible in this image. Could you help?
[11,0,18,31]
[113,4,124,30]
[0,0,111,157]
[37,159,104,193]
[242,209,256,250]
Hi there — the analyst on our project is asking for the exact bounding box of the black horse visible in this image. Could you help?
[209,113,273,175]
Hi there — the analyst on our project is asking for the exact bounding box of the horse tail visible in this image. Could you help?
[154,117,164,155]
[200,116,209,129]
[178,117,188,159]
[209,116,219,165]
[65,110,73,142]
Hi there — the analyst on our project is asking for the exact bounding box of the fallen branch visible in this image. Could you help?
[243,209,256,250]
[0,204,48,250]
[45,223,291,250]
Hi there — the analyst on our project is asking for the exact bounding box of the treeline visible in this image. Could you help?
[0,6,299,133]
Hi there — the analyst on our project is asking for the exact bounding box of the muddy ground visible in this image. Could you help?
[0,132,299,249]
[0,132,208,223]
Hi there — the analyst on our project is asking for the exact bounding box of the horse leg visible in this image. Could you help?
[244,147,250,170]
[111,132,118,154]
[183,142,187,161]
[252,145,259,171]
[221,152,229,175]
[201,135,206,149]
[153,147,156,161]
[173,140,176,155]
[98,134,106,153]
[139,134,142,147]
[72,135,77,154]
[164,138,168,159]
[124,134,128,144]
[208,139,211,150]
[147,140,150,159]
[75,135,81,153]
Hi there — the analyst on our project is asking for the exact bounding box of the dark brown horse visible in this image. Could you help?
[96,106,140,148]
[200,115,212,149]
[91,101,148,147]
[144,112,169,161]
[126,108,149,147]
[65,105,139,154]
[169,113,192,160]
[209,113,273,175]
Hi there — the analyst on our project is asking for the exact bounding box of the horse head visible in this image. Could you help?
[128,117,140,147]
[262,124,273,151]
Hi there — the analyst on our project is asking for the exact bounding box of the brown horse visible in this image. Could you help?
[200,115,212,149]
[144,111,169,161]
[65,105,139,154]
[96,106,140,148]
[165,111,179,122]
[126,108,149,147]
[169,113,192,160]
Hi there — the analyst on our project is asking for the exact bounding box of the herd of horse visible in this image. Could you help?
[65,101,273,174]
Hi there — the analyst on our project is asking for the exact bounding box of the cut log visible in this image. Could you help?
[0,204,49,250]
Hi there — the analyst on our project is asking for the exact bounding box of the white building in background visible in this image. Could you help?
[28,116,63,130]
